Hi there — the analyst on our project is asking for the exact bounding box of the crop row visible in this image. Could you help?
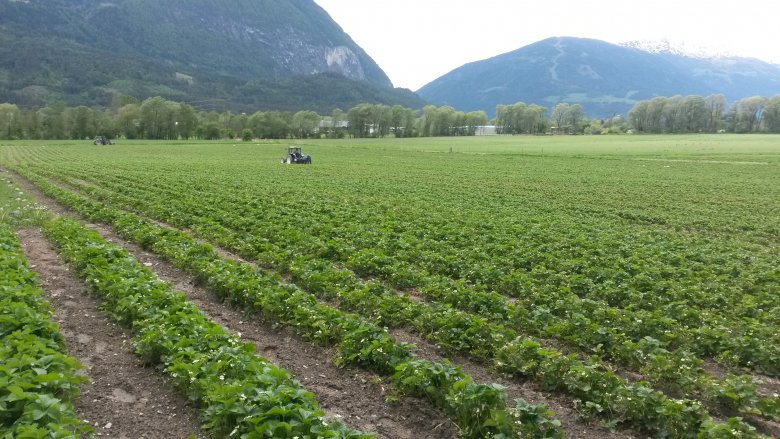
[0,222,91,438]
[16,168,769,437]
[38,168,779,422]
[43,165,779,379]
[24,171,567,439]
[42,216,372,438]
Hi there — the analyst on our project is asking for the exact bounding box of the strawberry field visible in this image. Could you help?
[1,134,778,438]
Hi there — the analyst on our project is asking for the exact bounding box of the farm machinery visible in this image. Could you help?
[281,146,312,164]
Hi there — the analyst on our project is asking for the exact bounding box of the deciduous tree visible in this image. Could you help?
[704,94,726,132]
[292,110,321,138]
[0,103,21,139]
[761,95,780,133]
[736,96,767,133]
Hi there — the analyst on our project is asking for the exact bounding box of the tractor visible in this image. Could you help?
[281,146,312,164]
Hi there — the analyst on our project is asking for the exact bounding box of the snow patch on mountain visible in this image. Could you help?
[620,39,732,60]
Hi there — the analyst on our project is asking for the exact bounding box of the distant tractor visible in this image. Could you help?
[281,145,312,164]
[93,136,114,145]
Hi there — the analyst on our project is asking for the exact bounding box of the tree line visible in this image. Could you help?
[0,96,608,140]
[628,94,780,134]
[0,96,491,141]
[2,94,779,140]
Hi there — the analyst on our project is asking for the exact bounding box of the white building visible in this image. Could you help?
[475,125,498,136]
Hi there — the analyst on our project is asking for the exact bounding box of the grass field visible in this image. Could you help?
[1,134,778,437]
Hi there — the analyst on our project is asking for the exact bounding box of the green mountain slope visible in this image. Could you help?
[0,0,424,111]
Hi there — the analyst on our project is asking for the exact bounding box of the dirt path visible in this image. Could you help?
[17,227,206,439]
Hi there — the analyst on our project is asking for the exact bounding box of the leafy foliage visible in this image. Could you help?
[510,399,564,439]
[0,222,91,438]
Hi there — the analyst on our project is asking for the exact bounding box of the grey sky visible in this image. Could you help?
[314,0,780,90]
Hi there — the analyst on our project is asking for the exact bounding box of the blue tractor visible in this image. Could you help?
[281,146,312,164]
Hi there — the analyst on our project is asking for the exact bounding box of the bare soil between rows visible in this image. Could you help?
[17,227,206,439]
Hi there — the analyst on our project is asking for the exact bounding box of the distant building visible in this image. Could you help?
[475,125,497,136]
[318,118,349,130]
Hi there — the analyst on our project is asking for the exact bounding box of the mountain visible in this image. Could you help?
[0,0,424,111]
[416,37,780,118]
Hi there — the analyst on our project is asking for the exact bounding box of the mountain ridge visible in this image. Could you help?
[417,36,780,118]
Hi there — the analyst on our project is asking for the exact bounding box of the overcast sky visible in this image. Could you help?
[314,0,780,91]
